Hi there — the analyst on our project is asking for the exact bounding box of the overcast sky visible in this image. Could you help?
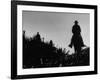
[22,11,90,52]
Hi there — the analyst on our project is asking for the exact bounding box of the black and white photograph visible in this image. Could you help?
[23,11,90,69]
[11,1,97,79]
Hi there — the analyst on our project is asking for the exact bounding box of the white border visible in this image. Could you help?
[17,5,94,75]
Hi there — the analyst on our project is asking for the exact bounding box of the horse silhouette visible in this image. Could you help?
[69,20,85,54]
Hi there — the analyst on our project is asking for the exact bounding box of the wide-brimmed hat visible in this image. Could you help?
[74,20,78,23]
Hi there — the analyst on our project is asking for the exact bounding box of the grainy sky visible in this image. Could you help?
[22,11,90,52]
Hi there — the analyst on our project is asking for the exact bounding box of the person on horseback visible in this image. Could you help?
[69,20,85,54]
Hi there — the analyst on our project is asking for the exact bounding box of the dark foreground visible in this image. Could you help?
[23,32,89,69]
[23,47,89,69]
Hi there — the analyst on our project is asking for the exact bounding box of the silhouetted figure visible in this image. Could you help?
[35,32,41,42]
[49,40,53,47]
[69,20,85,54]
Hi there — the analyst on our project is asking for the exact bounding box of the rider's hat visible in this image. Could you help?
[74,20,78,24]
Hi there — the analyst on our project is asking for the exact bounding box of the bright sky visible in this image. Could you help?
[22,11,90,53]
